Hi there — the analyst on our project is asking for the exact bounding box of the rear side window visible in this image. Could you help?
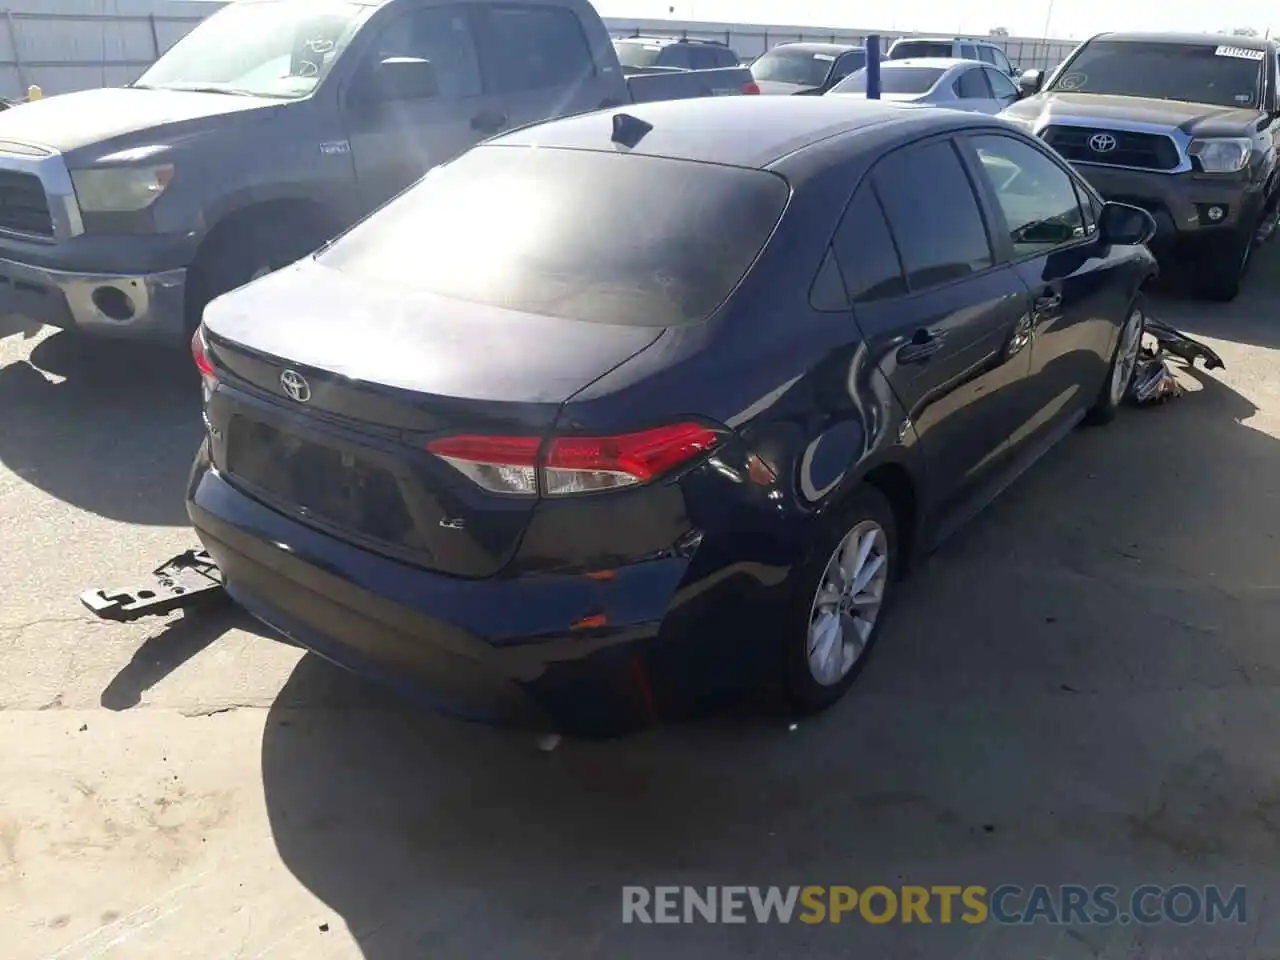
[688,45,721,70]
[831,187,907,303]
[477,4,594,92]
[953,66,992,99]
[873,139,993,289]
[318,146,789,327]
[660,45,693,69]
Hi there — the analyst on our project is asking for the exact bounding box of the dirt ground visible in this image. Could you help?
[3,254,1280,959]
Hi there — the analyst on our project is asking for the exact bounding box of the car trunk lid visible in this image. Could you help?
[201,259,663,577]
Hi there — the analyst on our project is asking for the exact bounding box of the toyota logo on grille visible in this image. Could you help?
[1088,133,1118,153]
[279,369,311,403]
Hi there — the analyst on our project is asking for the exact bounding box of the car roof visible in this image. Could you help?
[492,96,987,170]
[768,42,865,54]
[1091,31,1273,49]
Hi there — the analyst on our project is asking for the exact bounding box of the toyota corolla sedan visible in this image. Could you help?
[828,57,1025,115]
[187,96,1156,736]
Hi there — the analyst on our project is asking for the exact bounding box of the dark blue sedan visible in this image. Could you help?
[187,96,1157,736]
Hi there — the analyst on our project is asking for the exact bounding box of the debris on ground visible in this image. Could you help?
[1128,314,1225,407]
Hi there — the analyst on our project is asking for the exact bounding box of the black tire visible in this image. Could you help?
[783,484,899,716]
[1198,223,1255,302]
[185,209,332,334]
[1084,294,1146,426]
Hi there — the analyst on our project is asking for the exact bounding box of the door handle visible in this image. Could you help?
[1034,292,1063,311]
[470,111,508,134]
[897,331,944,364]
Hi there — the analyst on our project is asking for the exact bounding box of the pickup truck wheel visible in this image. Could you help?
[1198,224,1254,302]
[185,211,331,333]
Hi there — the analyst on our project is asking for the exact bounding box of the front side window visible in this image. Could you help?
[479,5,594,92]
[318,145,790,327]
[873,139,993,289]
[970,134,1086,257]
[134,0,366,99]
[367,6,481,100]
[1048,40,1264,108]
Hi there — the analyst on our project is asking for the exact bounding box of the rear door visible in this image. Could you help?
[951,64,1000,113]
[840,136,1034,527]
[344,3,499,213]
[474,1,617,127]
[961,130,1131,457]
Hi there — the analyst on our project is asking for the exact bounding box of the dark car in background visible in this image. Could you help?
[613,35,740,71]
[187,97,1157,736]
[1004,32,1280,300]
[750,42,871,95]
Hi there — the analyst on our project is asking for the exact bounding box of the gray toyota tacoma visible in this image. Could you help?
[1004,32,1280,300]
[0,0,746,344]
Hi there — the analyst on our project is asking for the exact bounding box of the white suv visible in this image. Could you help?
[886,37,1019,79]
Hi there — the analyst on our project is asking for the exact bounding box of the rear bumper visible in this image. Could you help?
[1070,162,1265,245]
[186,447,694,736]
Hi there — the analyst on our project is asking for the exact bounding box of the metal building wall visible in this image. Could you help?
[0,0,1079,100]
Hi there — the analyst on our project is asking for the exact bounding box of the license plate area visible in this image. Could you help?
[225,415,419,548]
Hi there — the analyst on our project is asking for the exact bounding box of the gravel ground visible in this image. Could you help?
[3,253,1280,959]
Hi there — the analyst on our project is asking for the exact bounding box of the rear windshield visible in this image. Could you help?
[1048,41,1264,108]
[751,48,837,86]
[613,41,663,69]
[317,146,789,327]
[832,65,946,94]
[888,41,952,60]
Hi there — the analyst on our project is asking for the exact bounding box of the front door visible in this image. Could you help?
[838,137,1034,527]
[962,131,1131,456]
[344,3,506,213]
[472,3,619,129]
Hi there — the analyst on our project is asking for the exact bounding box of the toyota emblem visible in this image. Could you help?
[279,369,311,403]
[1088,133,1118,153]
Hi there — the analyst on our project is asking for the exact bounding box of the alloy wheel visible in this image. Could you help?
[806,520,889,686]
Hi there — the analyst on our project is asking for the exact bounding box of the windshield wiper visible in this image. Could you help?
[131,83,259,97]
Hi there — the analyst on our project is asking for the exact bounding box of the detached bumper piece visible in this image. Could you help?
[1129,315,1225,406]
[80,548,226,622]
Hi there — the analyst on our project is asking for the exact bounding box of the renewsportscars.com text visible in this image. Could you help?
[621,885,1247,926]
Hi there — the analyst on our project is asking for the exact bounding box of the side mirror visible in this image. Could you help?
[1017,68,1045,97]
[360,56,439,104]
[1098,201,1157,247]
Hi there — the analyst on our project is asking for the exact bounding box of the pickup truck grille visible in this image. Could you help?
[1041,126,1182,172]
[0,169,52,237]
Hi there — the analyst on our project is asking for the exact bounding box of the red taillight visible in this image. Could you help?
[191,325,217,397]
[742,80,761,95]
[427,423,723,497]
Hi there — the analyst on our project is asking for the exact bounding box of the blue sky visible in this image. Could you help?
[595,0,1279,40]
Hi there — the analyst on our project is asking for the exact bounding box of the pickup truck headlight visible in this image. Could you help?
[70,163,175,213]
[1188,137,1252,173]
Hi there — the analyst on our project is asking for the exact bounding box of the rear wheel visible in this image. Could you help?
[784,485,898,715]
[185,208,333,334]
[1198,223,1255,302]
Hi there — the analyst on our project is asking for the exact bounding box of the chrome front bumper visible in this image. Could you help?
[0,256,187,341]
[0,138,188,342]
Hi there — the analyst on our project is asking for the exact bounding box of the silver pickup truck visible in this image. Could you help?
[0,0,753,346]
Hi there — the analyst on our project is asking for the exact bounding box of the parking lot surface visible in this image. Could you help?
[4,257,1280,959]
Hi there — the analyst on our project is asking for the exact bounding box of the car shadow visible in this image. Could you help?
[258,362,1280,957]
[0,329,201,526]
[1148,240,1280,349]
